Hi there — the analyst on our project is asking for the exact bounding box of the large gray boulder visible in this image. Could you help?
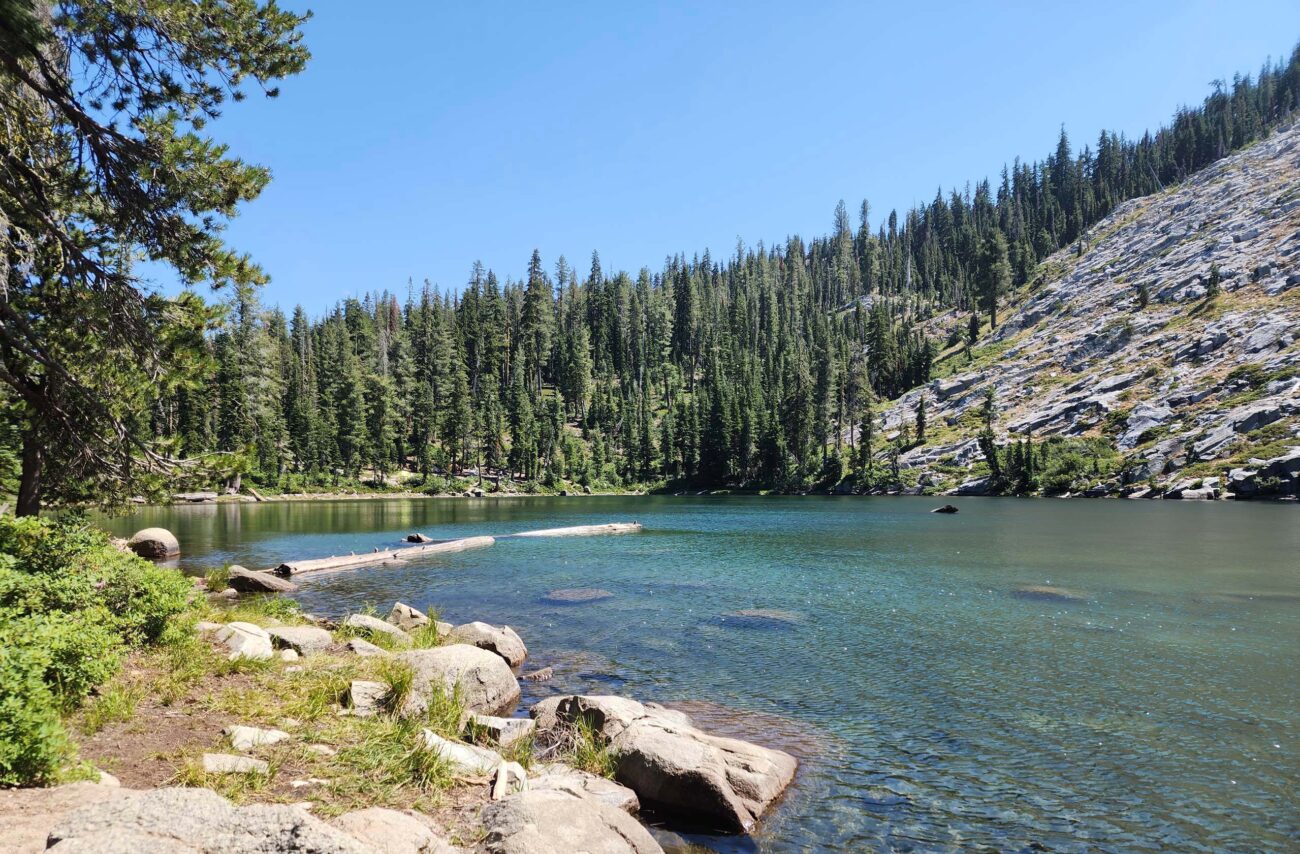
[45,786,373,853]
[447,622,527,667]
[536,696,796,834]
[227,566,298,594]
[127,527,179,560]
[267,625,334,656]
[481,789,662,854]
[396,645,520,717]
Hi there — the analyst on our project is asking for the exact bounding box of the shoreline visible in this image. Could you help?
[144,487,1296,509]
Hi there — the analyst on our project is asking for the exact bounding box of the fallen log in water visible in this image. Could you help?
[511,522,643,537]
[273,535,495,576]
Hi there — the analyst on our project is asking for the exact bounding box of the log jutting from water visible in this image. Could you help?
[270,521,642,577]
[273,535,496,576]
[511,522,643,537]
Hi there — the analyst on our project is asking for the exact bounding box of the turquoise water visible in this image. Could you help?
[104,496,1300,852]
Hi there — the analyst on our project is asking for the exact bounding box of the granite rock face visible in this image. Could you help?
[867,123,1300,498]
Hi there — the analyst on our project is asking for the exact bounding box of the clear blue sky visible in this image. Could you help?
[185,1,1300,312]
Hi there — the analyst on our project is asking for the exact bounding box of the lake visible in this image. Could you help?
[102,495,1300,852]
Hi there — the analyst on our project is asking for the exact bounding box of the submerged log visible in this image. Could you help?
[512,522,643,538]
[274,535,495,576]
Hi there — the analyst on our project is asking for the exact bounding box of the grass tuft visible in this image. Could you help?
[78,682,144,735]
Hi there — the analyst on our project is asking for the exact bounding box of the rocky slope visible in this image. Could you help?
[878,120,1300,499]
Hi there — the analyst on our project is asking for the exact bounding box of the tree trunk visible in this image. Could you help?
[17,429,43,517]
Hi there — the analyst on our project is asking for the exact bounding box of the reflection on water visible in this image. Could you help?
[103,495,1300,852]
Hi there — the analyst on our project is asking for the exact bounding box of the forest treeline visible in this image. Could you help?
[143,46,1300,495]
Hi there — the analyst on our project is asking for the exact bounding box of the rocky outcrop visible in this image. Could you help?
[534,695,796,834]
[868,122,1300,497]
[447,622,527,667]
[1227,447,1300,496]
[45,786,373,853]
[227,566,298,594]
[480,789,663,854]
[396,645,520,717]
[127,527,179,559]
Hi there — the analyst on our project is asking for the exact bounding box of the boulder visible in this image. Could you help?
[930,504,959,514]
[45,786,372,853]
[954,476,990,496]
[0,782,129,854]
[405,533,434,543]
[535,695,796,833]
[212,622,274,661]
[1228,447,1300,497]
[202,753,269,775]
[331,808,458,854]
[388,602,430,631]
[396,645,520,717]
[530,764,640,813]
[225,725,291,752]
[417,729,503,775]
[447,622,527,667]
[466,713,536,748]
[481,789,663,854]
[227,566,298,594]
[344,614,413,645]
[345,637,390,658]
[127,527,179,560]
[347,680,388,717]
[267,625,334,657]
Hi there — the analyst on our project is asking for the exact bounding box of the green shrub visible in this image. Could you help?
[0,517,190,643]
[0,516,193,785]
[0,610,122,708]
[0,643,68,785]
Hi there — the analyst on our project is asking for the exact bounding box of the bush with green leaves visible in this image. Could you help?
[0,642,67,786]
[0,515,192,784]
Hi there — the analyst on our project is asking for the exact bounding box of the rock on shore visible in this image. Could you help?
[127,527,179,560]
[481,789,663,854]
[446,622,528,667]
[533,695,797,833]
[396,644,521,717]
